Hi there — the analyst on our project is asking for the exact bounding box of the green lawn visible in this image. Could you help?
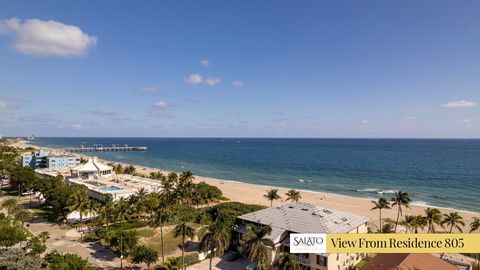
[141,223,201,256]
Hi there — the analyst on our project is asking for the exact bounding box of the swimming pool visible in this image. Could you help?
[100,186,123,192]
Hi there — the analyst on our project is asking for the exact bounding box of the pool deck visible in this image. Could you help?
[68,174,162,200]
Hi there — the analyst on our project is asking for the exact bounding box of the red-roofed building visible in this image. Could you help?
[360,253,458,270]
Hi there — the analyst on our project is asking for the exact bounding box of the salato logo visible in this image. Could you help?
[290,233,326,253]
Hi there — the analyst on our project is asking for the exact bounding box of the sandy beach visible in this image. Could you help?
[12,140,480,233]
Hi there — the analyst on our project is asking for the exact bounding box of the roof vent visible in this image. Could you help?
[301,207,309,211]
[341,217,348,222]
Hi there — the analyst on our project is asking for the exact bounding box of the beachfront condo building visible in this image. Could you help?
[67,157,162,201]
[21,149,80,170]
[234,203,369,270]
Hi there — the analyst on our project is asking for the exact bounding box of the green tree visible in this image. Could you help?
[14,210,32,227]
[159,257,181,270]
[263,189,281,207]
[112,164,123,174]
[0,248,42,270]
[151,204,173,263]
[174,221,195,270]
[442,212,465,233]
[275,252,300,270]
[0,223,27,249]
[370,198,390,233]
[67,189,89,225]
[242,224,275,268]
[132,245,158,269]
[124,165,136,175]
[26,232,49,255]
[284,189,301,203]
[399,215,416,233]
[10,166,36,197]
[425,208,443,233]
[470,217,480,233]
[199,221,230,270]
[1,198,19,215]
[390,191,411,233]
[97,196,114,230]
[44,251,95,270]
[410,215,427,234]
[112,197,132,268]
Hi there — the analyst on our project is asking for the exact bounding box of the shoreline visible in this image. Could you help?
[13,140,480,232]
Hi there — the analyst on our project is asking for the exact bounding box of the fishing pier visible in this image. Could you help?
[64,144,147,153]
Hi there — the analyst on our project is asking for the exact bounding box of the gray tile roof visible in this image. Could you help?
[237,203,368,235]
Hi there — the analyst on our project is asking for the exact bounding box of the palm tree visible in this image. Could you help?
[242,224,275,268]
[263,189,281,207]
[285,189,301,203]
[67,190,89,225]
[124,165,136,175]
[410,215,427,234]
[98,196,114,230]
[161,257,181,270]
[177,171,195,204]
[14,209,32,226]
[275,252,300,270]
[391,191,411,233]
[199,221,231,270]
[371,198,390,233]
[399,215,416,233]
[113,198,131,269]
[174,221,195,270]
[442,212,465,233]
[425,208,443,233]
[113,164,123,174]
[1,198,19,215]
[470,217,480,233]
[151,204,173,263]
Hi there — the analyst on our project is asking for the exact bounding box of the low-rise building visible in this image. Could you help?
[21,149,80,170]
[234,202,369,270]
[360,253,458,270]
[67,157,162,201]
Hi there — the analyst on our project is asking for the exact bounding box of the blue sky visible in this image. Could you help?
[0,1,479,138]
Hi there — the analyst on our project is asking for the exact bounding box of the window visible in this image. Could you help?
[316,255,327,266]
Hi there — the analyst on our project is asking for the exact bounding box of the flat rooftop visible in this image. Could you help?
[238,202,368,235]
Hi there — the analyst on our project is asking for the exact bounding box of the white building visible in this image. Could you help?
[70,157,112,179]
[234,203,369,270]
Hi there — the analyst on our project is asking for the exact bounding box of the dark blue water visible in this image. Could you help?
[29,138,480,212]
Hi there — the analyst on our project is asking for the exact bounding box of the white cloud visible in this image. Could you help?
[184,74,203,84]
[200,59,209,67]
[205,77,221,86]
[152,101,169,109]
[441,100,476,108]
[462,119,472,123]
[232,80,244,87]
[0,100,21,110]
[0,18,97,57]
[361,120,370,124]
[71,123,82,130]
[141,86,158,95]
[404,116,415,120]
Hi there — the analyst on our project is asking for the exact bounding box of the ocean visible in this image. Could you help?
[29,137,480,212]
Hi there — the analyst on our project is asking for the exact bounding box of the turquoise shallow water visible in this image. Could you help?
[29,137,480,212]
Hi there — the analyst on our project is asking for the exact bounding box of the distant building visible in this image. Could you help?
[234,203,369,270]
[21,149,80,170]
[70,157,112,179]
[360,253,458,270]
